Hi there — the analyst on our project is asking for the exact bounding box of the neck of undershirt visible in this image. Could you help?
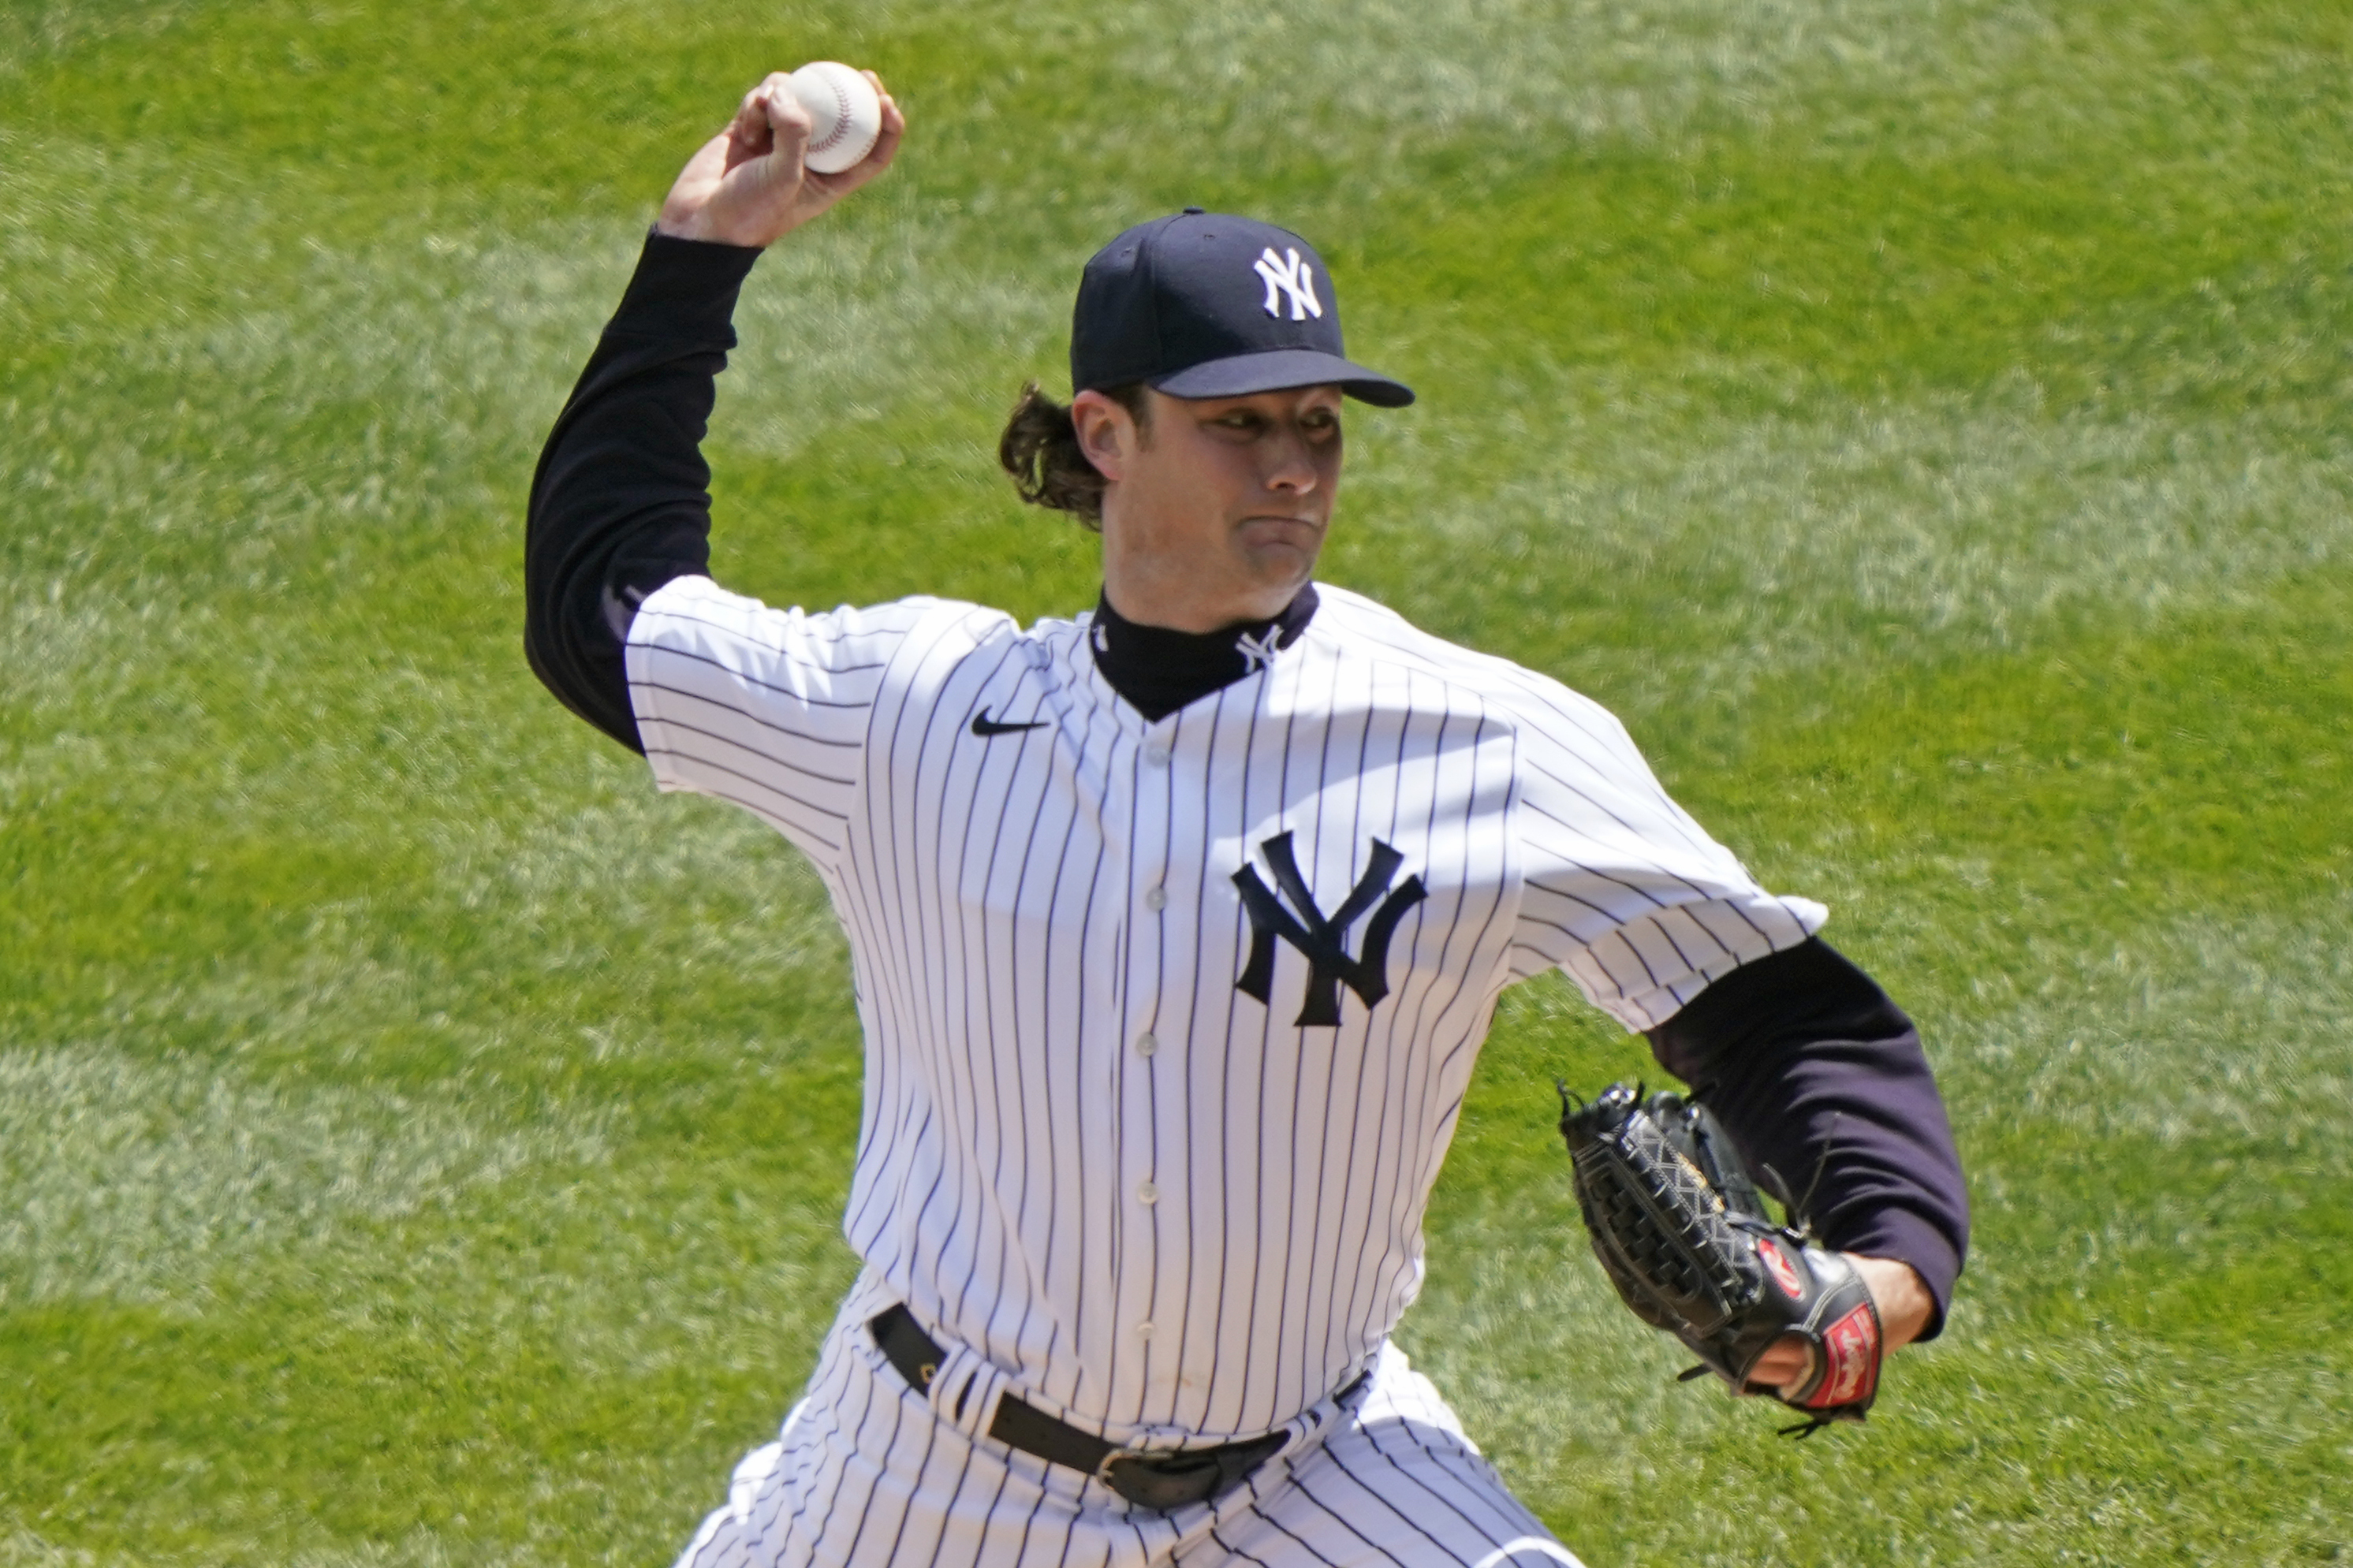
[1090,584,1320,722]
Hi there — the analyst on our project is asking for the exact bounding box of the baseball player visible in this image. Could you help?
[523,73,1969,1568]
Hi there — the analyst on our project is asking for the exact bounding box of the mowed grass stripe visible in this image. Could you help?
[0,1045,612,1306]
[0,0,2150,218]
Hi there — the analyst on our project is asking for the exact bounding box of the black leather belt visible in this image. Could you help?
[870,1305,1361,1511]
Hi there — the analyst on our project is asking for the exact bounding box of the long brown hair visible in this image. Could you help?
[997,381,1149,531]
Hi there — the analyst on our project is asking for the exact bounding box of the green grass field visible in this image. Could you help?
[5,1,2351,1562]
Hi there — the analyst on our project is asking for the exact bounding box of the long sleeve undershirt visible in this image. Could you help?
[524,229,1971,1334]
[524,231,757,751]
[1645,937,1967,1332]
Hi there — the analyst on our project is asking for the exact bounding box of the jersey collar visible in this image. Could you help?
[1087,584,1319,722]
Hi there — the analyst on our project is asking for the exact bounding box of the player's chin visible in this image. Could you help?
[1234,546,1320,598]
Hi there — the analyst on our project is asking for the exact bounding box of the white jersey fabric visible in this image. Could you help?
[626,575,1825,1456]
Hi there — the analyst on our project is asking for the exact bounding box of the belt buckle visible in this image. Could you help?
[1094,1445,1227,1511]
[1092,1444,1149,1487]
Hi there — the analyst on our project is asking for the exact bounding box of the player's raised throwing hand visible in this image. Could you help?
[655,69,904,249]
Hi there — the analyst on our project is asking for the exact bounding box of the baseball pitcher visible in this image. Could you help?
[522,70,1969,1568]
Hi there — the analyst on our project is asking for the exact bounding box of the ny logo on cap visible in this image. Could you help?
[1254,247,1323,322]
[1233,832,1426,1026]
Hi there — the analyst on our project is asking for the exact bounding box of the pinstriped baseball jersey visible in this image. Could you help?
[625,573,1825,1445]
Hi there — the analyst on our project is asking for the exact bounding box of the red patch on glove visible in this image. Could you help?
[1807,1302,1881,1409]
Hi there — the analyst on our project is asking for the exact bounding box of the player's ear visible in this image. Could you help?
[1070,389,1133,483]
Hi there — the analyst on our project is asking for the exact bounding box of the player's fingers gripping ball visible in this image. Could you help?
[785,61,883,173]
[1557,1082,1882,1435]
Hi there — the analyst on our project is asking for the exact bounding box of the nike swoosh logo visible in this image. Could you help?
[971,710,1051,738]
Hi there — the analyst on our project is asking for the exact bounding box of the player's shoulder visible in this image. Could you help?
[634,575,1017,657]
[1306,583,1643,754]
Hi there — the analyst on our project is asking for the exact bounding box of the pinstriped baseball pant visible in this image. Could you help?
[672,1319,1581,1568]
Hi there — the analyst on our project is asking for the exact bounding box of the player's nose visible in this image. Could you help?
[1260,424,1322,494]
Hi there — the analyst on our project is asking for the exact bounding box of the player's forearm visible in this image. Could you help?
[1644,937,1971,1338]
[523,231,760,750]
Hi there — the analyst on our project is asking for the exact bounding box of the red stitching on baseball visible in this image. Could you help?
[810,78,851,152]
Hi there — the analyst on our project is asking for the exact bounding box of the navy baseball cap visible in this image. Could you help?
[1070,210,1414,408]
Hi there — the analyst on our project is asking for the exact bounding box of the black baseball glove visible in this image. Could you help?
[1557,1082,1881,1434]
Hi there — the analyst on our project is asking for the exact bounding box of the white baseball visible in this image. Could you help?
[784,61,882,175]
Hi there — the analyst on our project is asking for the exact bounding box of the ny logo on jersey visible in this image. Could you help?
[1233,626,1282,672]
[1233,832,1426,1026]
[1253,247,1323,322]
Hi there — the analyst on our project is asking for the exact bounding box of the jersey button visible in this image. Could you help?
[1135,1321,1155,1339]
[1135,1032,1158,1057]
[1143,886,1166,911]
[1136,1182,1158,1205]
[1144,743,1171,767]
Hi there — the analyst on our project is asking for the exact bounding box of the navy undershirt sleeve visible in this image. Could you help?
[524,230,763,752]
[1644,937,1970,1337]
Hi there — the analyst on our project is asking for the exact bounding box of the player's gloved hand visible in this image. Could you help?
[656,69,904,250]
[1749,1254,1933,1395]
[1557,1082,1923,1433]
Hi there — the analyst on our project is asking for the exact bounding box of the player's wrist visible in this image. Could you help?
[1849,1254,1934,1351]
[652,207,718,243]
[654,210,771,248]
[654,166,793,248]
